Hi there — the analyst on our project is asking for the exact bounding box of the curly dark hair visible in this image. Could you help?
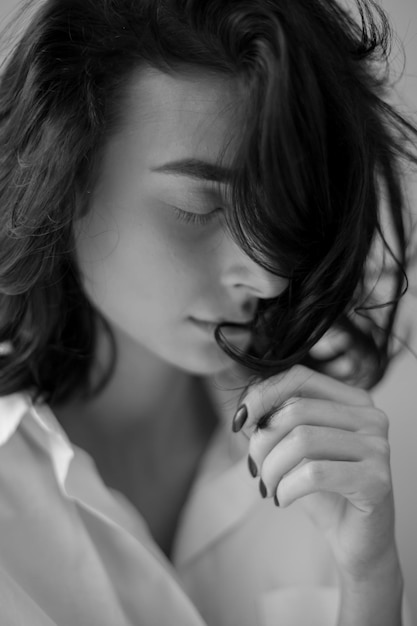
[0,0,416,405]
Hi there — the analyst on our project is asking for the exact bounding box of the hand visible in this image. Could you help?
[233,364,400,581]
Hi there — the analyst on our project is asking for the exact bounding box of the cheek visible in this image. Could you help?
[74,206,211,318]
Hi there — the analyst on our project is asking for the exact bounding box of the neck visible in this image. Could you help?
[52,322,193,435]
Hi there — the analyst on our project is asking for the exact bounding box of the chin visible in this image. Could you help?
[170,344,245,377]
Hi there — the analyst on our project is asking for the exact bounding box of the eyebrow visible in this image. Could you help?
[150,158,234,184]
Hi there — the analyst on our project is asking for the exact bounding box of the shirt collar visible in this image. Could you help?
[0,392,74,493]
[0,392,29,445]
[0,380,256,568]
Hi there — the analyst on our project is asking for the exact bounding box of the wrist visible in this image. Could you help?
[339,542,403,586]
[337,548,404,626]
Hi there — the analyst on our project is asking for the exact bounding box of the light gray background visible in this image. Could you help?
[1,0,416,620]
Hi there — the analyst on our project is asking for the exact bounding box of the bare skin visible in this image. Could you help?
[54,369,219,558]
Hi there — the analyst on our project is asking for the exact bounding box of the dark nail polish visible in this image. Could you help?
[247,455,257,478]
[259,479,267,498]
[274,494,280,507]
[232,404,248,432]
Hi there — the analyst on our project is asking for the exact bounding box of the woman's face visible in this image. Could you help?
[75,68,288,375]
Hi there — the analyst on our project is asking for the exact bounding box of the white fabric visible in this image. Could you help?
[0,390,414,626]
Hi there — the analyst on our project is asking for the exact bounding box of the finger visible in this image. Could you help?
[275,458,392,512]
[258,425,374,498]
[247,398,389,475]
[236,364,373,434]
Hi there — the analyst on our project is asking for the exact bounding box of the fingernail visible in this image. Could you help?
[259,479,267,498]
[232,405,248,432]
[274,494,280,507]
[248,455,257,478]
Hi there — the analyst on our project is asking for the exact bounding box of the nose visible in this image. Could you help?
[218,230,289,300]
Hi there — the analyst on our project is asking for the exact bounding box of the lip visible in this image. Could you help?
[190,316,253,327]
[190,317,254,335]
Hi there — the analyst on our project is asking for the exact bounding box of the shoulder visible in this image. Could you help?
[0,392,30,447]
[0,392,64,518]
[0,393,82,623]
[0,392,36,500]
[0,390,76,513]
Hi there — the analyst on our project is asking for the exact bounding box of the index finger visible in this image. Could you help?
[233,364,373,433]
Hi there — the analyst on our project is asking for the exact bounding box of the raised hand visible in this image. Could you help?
[232,364,402,586]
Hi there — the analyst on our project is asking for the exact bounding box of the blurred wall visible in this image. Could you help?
[1,0,417,620]
[373,0,417,620]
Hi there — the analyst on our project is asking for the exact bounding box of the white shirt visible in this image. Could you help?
[0,390,413,626]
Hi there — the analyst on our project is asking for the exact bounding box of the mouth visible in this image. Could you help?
[189,317,253,335]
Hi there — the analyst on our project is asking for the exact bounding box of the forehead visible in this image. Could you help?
[112,67,245,169]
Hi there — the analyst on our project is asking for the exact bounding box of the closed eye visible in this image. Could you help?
[172,206,223,226]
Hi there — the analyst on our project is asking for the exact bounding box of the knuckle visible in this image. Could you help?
[371,435,391,461]
[289,364,310,382]
[305,460,325,485]
[363,456,392,499]
[262,371,287,394]
[370,463,392,498]
[242,376,267,406]
[380,469,392,494]
[290,364,306,377]
[289,424,312,450]
[373,408,390,435]
[380,467,392,489]
[295,423,313,442]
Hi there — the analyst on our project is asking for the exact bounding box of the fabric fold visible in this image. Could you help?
[172,453,259,566]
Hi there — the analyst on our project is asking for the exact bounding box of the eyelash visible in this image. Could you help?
[172,206,222,226]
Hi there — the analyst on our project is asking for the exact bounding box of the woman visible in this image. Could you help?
[0,0,416,624]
